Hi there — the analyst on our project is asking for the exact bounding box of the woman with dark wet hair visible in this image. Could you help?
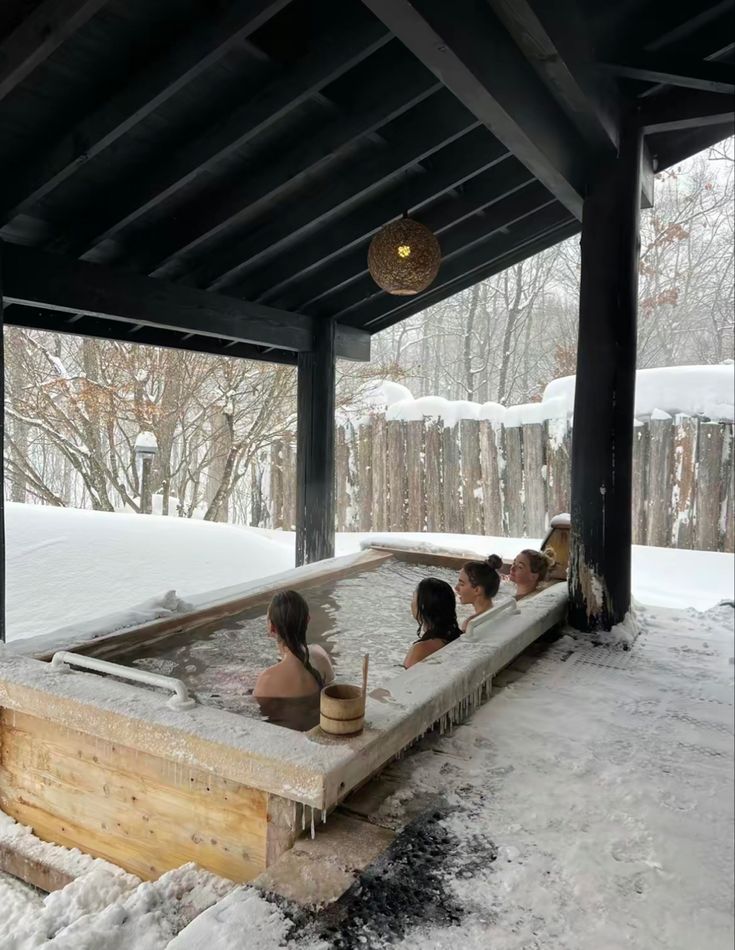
[455,554,503,631]
[254,589,334,700]
[404,577,463,668]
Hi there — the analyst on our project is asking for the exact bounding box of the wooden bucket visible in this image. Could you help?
[320,684,365,736]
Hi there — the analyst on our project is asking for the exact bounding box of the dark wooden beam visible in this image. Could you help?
[4,307,299,365]
[0,0,108,103]
[599,55,735,95]
[487,0,618,150]
[0,243,364,361]
[247,133,510,304]
[0,0,290,223]
[135,60,442,279]
[339,199,574,328]
[641,90,735,133]
[178,91,480,291]
[350,216,580,336]
[311,181,555,318]
[641,1,734,52]
[0,242,4,642]
[271,159,534,312]
[360,0,587,218]
[296,320,336,566]
[648,120,735,170]
[52,17,391,258]
[569,120,643,632]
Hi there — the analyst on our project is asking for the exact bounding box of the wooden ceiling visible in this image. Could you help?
[0,0,732,362]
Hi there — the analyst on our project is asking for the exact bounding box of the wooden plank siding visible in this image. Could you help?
[0,709,290,883]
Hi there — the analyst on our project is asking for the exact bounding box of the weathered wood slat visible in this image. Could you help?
[479,421,503,535]
[358,422,373,531]
[724,424,734,554]
[387,421,406,531]
[371,415,387,532]
[545,419,571,517]
[460,419,483,535]
[425,421,443,532]
[336,426,350,531]
[695,422,725,551]
[442,424,462,533]
[646,415,674,547]
[405,420,425,531]
[631,423,649,546]
[671,415,698,549]
[504,427,524,536]
[522,422,546,536]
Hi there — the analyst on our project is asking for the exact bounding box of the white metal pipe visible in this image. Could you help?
[50,651,196,710]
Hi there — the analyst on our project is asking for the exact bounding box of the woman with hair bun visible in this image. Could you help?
[455,554,503,631]
[509,548,556,599]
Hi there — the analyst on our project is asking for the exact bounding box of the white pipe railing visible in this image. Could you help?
[50,651,196,710]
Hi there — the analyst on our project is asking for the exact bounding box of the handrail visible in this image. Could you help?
[50,651,196,710]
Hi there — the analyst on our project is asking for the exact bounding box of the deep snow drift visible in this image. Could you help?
[5,503,734,642]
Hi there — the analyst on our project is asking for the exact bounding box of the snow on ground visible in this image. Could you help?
[4,600,729,948]
[6,503,734,642]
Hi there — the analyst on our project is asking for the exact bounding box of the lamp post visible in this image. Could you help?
[134,431,158,515]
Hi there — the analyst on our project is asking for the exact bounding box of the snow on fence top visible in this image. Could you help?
[369,363,735,427]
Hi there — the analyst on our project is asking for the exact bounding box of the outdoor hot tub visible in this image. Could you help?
[0,528,569,884]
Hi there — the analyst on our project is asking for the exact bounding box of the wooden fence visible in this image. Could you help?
[263,414,734,552]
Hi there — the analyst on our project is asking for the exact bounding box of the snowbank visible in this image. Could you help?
[365,364,735,427]
[543,363,735,421]
[6,503,293,643]
[6,506,734,644]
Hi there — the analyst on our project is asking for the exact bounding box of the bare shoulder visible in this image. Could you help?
[253,663,281,698]
[404,638,444,669]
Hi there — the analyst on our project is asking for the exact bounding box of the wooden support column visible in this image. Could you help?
[569,120,644,632]
[295,321,336,566]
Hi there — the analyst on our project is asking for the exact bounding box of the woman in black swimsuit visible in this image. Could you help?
[404,578,463,668]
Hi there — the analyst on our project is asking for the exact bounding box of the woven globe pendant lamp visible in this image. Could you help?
[367,216,441,295]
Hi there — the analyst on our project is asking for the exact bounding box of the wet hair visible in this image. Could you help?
[267,590,324,689]
[518,547,556,582]
[462,554,503,598]
[414,578,463,644]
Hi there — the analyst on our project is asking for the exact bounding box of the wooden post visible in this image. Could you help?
[405,420,425,530]
[371,415,387,532]
[523,422,546,537]
[0,246,4,643]
[723,424,734,554]
[479,421,503,535]
[140,456,153,515]
[386,421,406,530]
[695,422,726,552]
[425,420,443,531]
[504,426,524,537]
[631,422,648,546]
[569,120,643,631]
[646,414,674,548]
[671,415,697,549]
[460,419,483,535]
[358,421,373,531]
[335,426,350,531]
[546,418,571,517]
[296,321,335,566]
[442,424,462,533]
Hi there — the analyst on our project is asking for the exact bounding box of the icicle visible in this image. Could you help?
[322,808,327,824]
[302,802,306,831]
[310,807,315,840]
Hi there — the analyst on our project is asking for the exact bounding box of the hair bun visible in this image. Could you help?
[542,546,557,567]
[486,553,503,571]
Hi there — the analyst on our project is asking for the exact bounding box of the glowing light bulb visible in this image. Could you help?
[397,244,412,258]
